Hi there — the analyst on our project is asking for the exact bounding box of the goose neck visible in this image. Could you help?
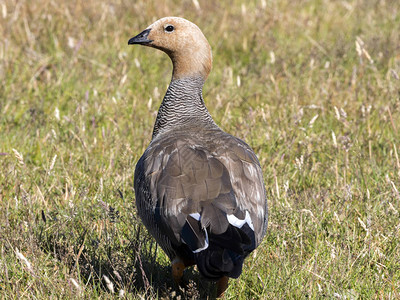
[152,77,217,139]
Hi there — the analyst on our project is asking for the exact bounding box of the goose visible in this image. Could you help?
[129,17,268,297]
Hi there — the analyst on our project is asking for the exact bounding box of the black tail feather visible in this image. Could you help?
[195,223,256,280]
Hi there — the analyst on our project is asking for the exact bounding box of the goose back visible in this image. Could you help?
[134,127,268,278]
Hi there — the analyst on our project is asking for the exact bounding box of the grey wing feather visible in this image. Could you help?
[134,130,268,259]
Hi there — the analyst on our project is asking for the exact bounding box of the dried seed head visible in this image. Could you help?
[12,148,24,165]
[103,275,115,294]
[16,248,34,274]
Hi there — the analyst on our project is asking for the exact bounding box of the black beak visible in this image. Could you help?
[128,28,152,45]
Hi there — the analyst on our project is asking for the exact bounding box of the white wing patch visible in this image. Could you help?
[185,213,209,253]
[192,230,209,253]
[189,212,201,221]
[227,210,254,231]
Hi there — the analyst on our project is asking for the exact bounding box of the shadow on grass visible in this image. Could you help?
[35,199,217,299]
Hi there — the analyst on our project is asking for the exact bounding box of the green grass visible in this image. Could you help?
[1,0,400,298]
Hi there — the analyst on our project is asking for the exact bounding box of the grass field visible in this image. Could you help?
[1,0,400,298]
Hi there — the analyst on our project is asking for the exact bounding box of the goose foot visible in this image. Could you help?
[216,276,229,298]
[172,258,186,286]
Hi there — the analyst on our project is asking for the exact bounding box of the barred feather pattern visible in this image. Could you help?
[152,77,217,138]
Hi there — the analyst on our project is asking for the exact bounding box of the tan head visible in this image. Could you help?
[129,17,212,81]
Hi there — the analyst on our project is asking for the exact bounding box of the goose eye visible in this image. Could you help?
[165,25,175,33]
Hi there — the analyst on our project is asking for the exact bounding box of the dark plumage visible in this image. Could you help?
[129,17,268,297]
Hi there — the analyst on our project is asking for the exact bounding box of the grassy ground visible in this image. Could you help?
[1,0,400,298]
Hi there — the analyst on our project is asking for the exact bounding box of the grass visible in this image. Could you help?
[1,0,400,298]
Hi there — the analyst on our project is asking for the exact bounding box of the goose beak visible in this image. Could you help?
[128,28,153,45]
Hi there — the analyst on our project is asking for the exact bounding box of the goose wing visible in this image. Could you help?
[134,130,267,274]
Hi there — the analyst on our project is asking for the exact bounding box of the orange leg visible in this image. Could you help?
[171,257,186,286]
[216,276,229,298]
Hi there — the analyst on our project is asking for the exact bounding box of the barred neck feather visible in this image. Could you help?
[152,76,217,139]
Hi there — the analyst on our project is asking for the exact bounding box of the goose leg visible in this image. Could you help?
[171,257,185,286]
[216,276,229,298]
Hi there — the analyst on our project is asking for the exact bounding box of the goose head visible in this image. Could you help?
[129,17,212,81]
